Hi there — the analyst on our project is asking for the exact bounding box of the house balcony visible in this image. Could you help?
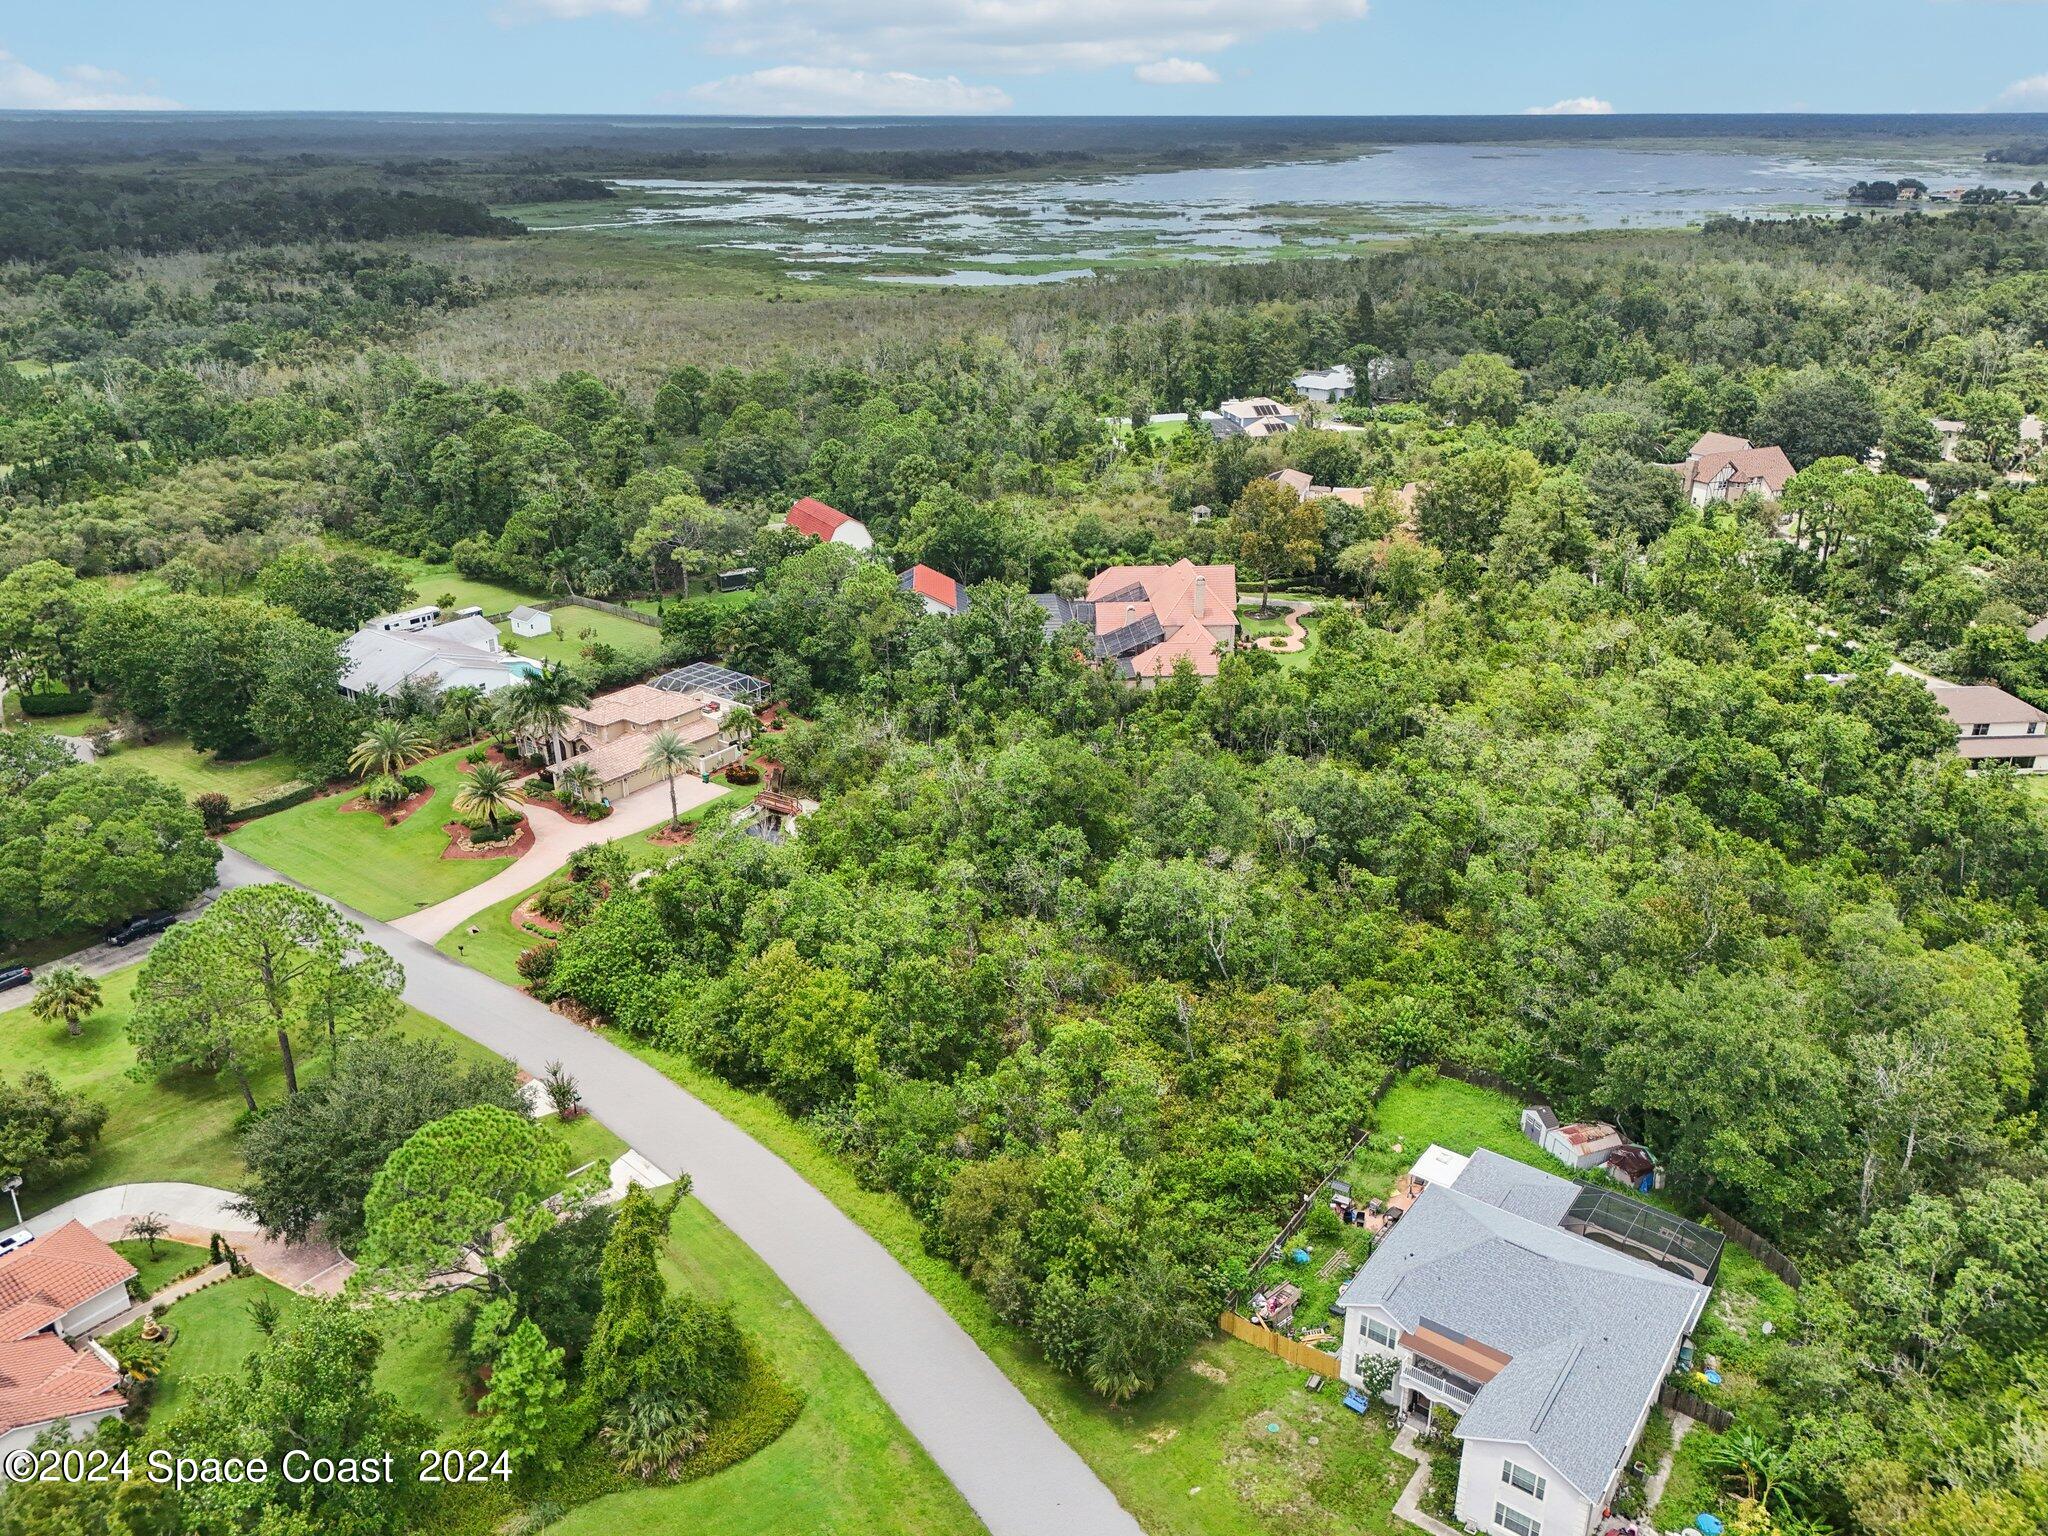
[1400,1360,1479,1412]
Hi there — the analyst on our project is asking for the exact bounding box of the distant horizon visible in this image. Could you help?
[9,2,2048,118]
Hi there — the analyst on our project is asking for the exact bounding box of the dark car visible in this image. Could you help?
[105,911,177,947]
[0,966,30,992]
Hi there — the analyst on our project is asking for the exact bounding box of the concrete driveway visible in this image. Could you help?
[389,774,730,943]
[216,847,1142,1536]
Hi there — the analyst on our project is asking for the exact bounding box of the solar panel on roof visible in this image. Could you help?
[651,662,770,702]
[1093,614,1166,659]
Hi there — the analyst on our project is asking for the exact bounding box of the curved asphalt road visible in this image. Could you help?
[216,849,1142,1536]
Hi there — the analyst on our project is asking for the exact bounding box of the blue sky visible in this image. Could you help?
[3,1,2045,117]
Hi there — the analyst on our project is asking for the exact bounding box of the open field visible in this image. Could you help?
[502,604,661,667]
[224,749,518,919]
[97,735,308,809]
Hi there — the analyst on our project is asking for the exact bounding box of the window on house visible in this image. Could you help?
[1495,1502,1542,1536]
[1364,1317,1398,1350]
[1971,723,1990,736]
[1502,1462,1547,1500]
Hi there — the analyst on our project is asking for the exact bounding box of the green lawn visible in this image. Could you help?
[501,606,662,669]
[607,1044,1414,1536]
[97,735,308,810]
[0,964,494,1219]
[360,550,551,617]
[1343,1069,1552,1201]
[112,1238,212,1298]
[551,1196,984,1536]
[436,786,755,987]
[225,749,520,919]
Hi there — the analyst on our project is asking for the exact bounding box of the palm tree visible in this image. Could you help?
[722,705,761,753]
[347,718,434,782]
[554,760,598,808]
[124,1211,168,1260]
[452,762,525,836]
[514,663,591,766]
[643,729,694,827]
[29,966,101,1038]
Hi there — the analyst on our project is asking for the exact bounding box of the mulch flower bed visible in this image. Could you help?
[510,896,566,935]
[647,820,698,847]
[341,787,433,825]
[440,820,535,860]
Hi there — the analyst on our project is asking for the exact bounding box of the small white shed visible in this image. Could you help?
[510,605,552,638]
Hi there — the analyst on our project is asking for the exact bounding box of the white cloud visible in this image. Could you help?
[0,50,179,110]
[1999,72,2048,103]
[1135,58,1219,85]
[500,0,652,17]
[669,0,1367,73]
[1524,96,1615,115]
[688,65,1013,114]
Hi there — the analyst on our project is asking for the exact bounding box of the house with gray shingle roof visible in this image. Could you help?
[1338,1149,1713,1536]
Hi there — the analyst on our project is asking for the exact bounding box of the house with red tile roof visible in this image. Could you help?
[900,564,968,616]
[1032,560,1239,685]
[784,496,874,551]
[0,1222,134,1455]
[1668,433,1796,506]
[0,1222,134,1343]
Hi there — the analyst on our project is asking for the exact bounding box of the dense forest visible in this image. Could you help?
[2,142,2047,1536]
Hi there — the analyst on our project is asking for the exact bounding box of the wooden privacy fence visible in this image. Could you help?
[1658,1383,1733,1432]
[1700,1200,1803,1290]
[1219,1311,1343,1377]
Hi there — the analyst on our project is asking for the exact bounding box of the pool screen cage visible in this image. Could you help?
[651,662,770,704]
[1560,1185,1724,1286]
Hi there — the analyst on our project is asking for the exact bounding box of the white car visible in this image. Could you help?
[0,1228,34,1258]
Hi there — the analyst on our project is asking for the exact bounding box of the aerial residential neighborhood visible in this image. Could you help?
[3,27,2048,1536]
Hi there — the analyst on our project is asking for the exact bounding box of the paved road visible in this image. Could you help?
[0,886,228,1015]
[216,849,1142,1536]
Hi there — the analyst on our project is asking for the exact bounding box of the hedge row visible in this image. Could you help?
[20,689,91,717]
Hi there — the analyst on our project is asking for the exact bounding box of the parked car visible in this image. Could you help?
[0,966,30,992]
[105,911,177,946]
[0,1229,32,1258]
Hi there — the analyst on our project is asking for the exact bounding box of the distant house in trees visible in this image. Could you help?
[899,564,968,616]
[0,1222,136,1455]
[1211,398,1300,440]
[1291,365,1356,403]
[1927,681,2048,772]
[784,496,874,551]
[1666,432,1796,505]
[1031,559,1239,684]
[509,605,552,638]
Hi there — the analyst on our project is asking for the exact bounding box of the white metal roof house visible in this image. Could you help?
[1292,364,1356,403]
[1338,1149,1719,1536]
[339,617,535,699]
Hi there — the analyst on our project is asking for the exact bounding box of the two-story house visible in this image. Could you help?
[1668,433,1796,506]
[1929,682,2048,771]
[1338,1150,1718,1536]
[1211,398,1300,439]
[547,680,746,802]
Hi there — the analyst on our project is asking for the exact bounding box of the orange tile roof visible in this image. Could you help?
[0,1223,135,1340]
[0,1332,122,1435]
[568,685,718,732]
[903,564,964,611]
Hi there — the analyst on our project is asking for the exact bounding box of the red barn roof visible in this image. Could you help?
[787,497,854,541]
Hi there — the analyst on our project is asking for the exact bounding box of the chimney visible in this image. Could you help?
[1125,604,1137,626]
[1194,574,1207,618]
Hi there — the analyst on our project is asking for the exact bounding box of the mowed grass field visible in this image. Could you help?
[98,734,309,809]
[0,964,498,1219]
[501,604,662,668]
[225,749,519,919]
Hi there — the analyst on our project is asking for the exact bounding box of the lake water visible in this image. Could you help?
[533,142,2037,284]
